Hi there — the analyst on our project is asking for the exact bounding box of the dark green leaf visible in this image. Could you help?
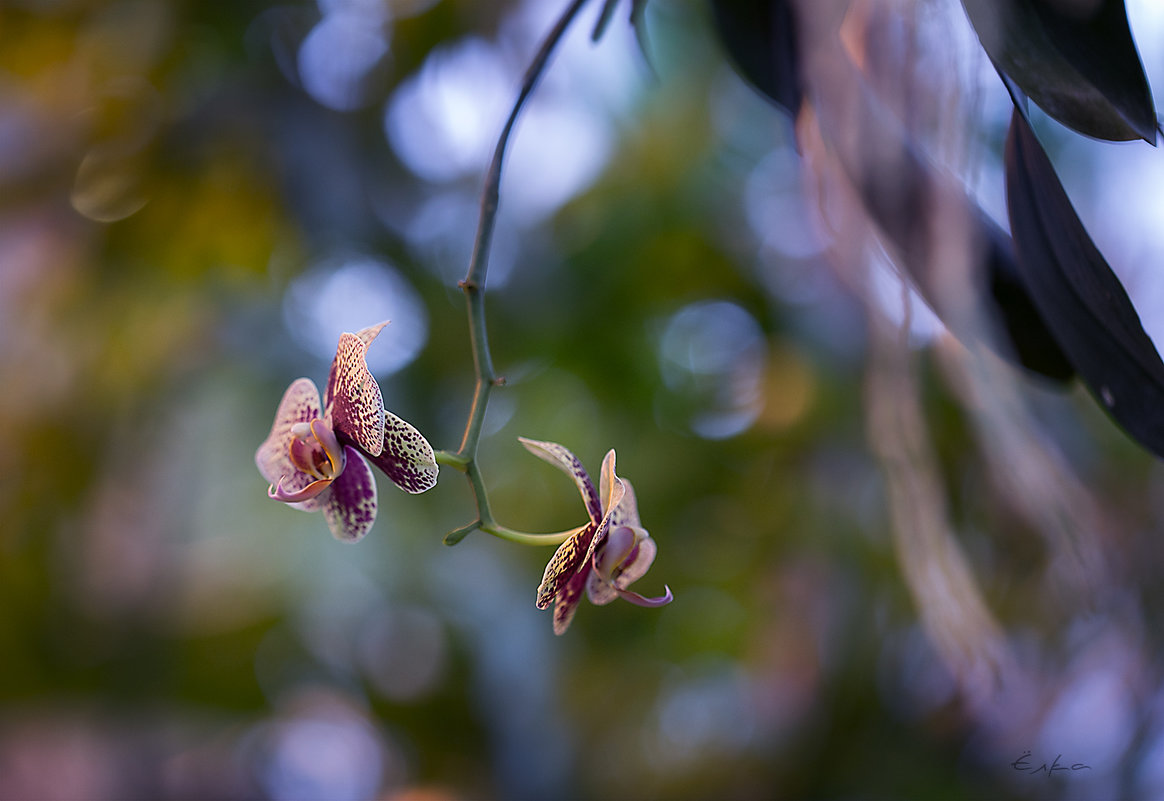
[710,0,802,116]
[1006,109,1164,455]
[962,0,1156,142]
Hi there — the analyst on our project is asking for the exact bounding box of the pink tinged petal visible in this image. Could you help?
[354,320,389,348]
[518,438,603,523]
[578,474,625,572]
[598,449,624,516]
[587,524,640,606]
[359,410,438,494]
[536,521,596,610]
[615,585,673,608]
[595,524,638,578]
[269,476,334,504]
[322,447,378,542]
[325,332,386,457]
[608,477,642,530]
[586,565,619,607]
[613,529,657,590]
[256,378,322,486]
[552,568,590,635]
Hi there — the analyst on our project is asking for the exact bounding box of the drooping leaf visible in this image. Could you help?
[710,0,802,116]
[982,223,1075,381]
[962,0,1156,142]
[1006,109,1164,456]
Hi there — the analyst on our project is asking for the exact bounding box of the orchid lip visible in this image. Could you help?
[287,418,347,481]
[616,585,673,608]
[269,475,334,503]
[311,419,345,477]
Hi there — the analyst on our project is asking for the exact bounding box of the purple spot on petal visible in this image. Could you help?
[323,447,378,542]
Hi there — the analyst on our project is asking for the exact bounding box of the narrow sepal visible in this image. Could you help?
[519,437,603,523]
[325,332,386,457]
[607,477,641,529]
[322,447,378,543]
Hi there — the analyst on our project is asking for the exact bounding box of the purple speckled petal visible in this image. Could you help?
[359,410,438,494]
[325,332,386,457]
[322,446,378,542]
[577,465,624,572]
[536,522,595,610]
[552,567,590,635]
[518,438,603,523]
[256,378,326,511]
[256,378,321,486]
[540,473,624,612]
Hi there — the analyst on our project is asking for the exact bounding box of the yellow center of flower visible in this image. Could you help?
[288,419,345,481]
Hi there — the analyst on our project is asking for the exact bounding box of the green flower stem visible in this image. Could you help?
[480,523,585,547]
[434,450,470,470]
[442,0,592,547]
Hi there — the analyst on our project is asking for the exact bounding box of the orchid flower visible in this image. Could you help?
[519,438,672,635]
[256,321,438,542]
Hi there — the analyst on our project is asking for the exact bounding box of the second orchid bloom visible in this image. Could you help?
[520,438,673,635]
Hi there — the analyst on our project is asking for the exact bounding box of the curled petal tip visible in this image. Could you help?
[269,475,333,503]
[616,584,673,608]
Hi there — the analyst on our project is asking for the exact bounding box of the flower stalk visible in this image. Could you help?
[437,0,592,546]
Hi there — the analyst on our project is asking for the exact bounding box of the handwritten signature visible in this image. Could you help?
[1011,751,1092,777]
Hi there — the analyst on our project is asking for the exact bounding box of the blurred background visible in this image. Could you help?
[4,0,1164,798]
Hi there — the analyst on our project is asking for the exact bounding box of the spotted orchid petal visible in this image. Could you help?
[519,437,603,523]
[322,446,378,543]
[536,473,624,610]
[256,378,322,485]
[536,522,596,610]
[587,525,658,606]
[256,378,327,511]
[325,330,386,457]
[358,410,438,494]
[552,568,589,635]
[571,448,626,571]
